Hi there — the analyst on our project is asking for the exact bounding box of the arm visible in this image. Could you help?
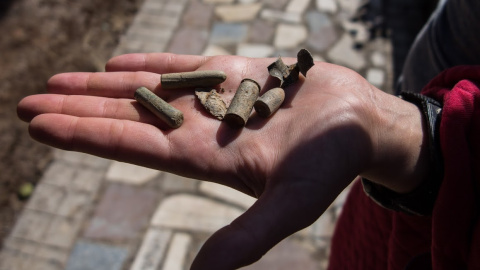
[17,53,429,269]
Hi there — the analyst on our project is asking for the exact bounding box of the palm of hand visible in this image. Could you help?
[18,53,374,269]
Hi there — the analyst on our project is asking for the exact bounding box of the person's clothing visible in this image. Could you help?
[329,66,480,269]
[399,0,480,93]
[327,0,480,268]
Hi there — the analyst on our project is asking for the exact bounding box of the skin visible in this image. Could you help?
[17,53,429,269]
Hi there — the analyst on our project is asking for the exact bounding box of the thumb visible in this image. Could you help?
[190,182,333,270]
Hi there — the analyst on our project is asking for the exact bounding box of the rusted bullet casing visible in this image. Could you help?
[161,70,227,89]
[254,87,285,118]
[134,87,184,129]
[224,78,260,127]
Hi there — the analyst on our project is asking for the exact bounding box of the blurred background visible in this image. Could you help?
[0,0,400,269]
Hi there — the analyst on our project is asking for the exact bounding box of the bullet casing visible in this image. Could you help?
[254,87,285,118]
[161,70,227,89]
[224,78,260,127]
[134,87,184,129]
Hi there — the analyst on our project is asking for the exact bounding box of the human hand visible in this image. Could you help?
[17,53,427,269]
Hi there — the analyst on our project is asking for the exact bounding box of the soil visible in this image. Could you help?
[0,0,144,246]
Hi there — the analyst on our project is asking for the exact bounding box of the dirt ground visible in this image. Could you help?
[0,0,144,245]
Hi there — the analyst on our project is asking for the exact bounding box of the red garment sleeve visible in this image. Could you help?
[329,66,480,270]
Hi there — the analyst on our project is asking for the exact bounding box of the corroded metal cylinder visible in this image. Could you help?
[224,78,260,127]
[134,87,184,129]
[161,70,227,89]
[254,87,285,118]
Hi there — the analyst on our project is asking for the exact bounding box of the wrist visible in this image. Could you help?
[361,89,431,193]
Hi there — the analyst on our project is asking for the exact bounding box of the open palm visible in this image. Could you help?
[18,53,379,269]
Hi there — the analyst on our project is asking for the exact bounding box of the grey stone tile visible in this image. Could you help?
[327,33,366,70]
[140,0,166,14]
[199,181,256,209]
[236,43,275,58]
[306,10,333,33]
[160,173,197,193]
[37,169,100,224]
[366,68,385,87]
[130,228,172,270]
[241,238,323,269]
[167,27,209,55]
[0,249,32,270]
[25,258,64,270]
[260,9,302,24]
[127,27,174,43]
[337,0,362,16]
[285,0,312,15]
[202,44,231,56]
[141,40,170,53]
[209,23,248,45]
[35,245,69,266]
[41,161,76,187]
[132,12,180,29]
[274,48,303,58]
[84,183,159,242]
[54,150,110,169]
[248,20,275,44]
[3,238,69,268]
[307,29,338,53]
[163,2,186,16]
[316,0,338,13]
[25,184,65,214]
[53,149,84,164]
[214,3,262,22]
[261,0,290,9]
[203,0,234,4]
[72,169,104,194]
[42,160,105,195]
[116,39,168,55]
[113,38,142,55]
[105,161,161,185]
[43,216,82,248]
[182,1,214,28]
[306,11,338,52]
[150,194,243,233]
[2,237,38,257]
[274,24,308,49]
[65,241,128,270]
[370,51,386,67]
[161,233,192,270]
[309,211,336,239]
[169,0,189,4]
[81,155,111,170]
[11,210,50,242]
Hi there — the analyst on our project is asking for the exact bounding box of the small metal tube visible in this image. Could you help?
[254,87,285,118]
[161,70,227,89]
[224,78,260,127]
[134,87,184,129]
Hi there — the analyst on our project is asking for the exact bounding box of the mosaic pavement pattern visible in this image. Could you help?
[1,0,393,269]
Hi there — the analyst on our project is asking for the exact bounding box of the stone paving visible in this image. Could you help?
[1,0,393,269]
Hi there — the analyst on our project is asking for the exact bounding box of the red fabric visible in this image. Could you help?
[329,66,480,270]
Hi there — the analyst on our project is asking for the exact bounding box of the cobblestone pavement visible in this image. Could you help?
[1,0,393,269]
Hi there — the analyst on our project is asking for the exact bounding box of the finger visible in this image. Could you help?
[47,71,160,98]
[105,53,209,73]
[28,114,221,179]
[17,94,159,125]
[191,182,334,269]
[29,114,170,166]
